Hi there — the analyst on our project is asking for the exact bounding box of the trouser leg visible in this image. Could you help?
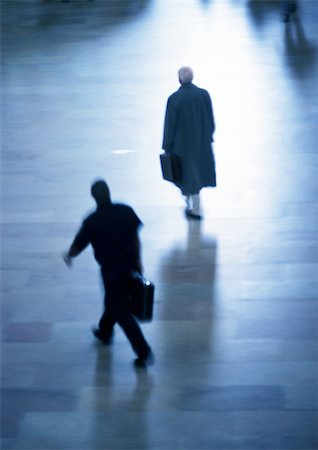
[101,268,151,359]
[98,299,116,341]
[191,194,201,215]
[117,310,151,359]
[184,194,200,213]
[184,195,192,211]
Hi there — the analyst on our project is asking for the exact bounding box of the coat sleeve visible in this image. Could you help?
[162,96,177,153]
[204,91,215,141]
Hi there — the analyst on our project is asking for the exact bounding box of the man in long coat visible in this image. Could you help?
[162,66,216,219]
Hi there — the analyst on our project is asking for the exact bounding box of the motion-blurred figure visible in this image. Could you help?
[162,67,216,220]
[282,0,298,23]
[63,179,153,367]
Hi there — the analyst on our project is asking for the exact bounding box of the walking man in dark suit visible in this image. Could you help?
[63,179,153,367]
[162,66,216,220]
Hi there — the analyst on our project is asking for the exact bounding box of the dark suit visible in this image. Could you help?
[69,202,151,359]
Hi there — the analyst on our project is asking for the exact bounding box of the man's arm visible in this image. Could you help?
[133,234,143,275]
[63,223,90,267]
[204,90,215,141]
[162,96,177,153]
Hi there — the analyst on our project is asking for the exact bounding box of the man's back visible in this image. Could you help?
[82,203,142,269]
[163,83,214,157]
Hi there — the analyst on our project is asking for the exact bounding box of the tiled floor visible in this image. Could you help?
[1,0,318,449]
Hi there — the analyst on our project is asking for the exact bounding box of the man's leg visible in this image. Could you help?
[93,269,117,343]
[96,299,116,343]
[101,268,152,359]
[117,310,152,360]
[184,195,192,212]
[191,193,201,215]
[185,193,202,219]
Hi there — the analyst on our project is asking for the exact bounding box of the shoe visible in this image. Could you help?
[185,209,202,220]
[92,327,113,345]
[134,351,155,368]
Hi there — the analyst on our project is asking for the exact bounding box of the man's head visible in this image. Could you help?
[178,66,194,85]
[91,179,111,206]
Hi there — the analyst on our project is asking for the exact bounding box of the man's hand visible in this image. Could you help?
[62,252,73,268]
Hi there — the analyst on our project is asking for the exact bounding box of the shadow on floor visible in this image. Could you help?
[246,0,281,30]
[283,16,317,78]
[1,0,152,49]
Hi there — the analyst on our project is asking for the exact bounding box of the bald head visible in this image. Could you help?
[178,66,194,85]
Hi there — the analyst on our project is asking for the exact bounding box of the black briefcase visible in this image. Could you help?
[160,152,182,183]
[129,272,154,322]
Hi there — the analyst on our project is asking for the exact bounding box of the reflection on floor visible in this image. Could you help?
[1,0,318,449]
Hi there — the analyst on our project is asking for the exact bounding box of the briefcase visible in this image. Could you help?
[160,152,182,183]
[129,272,154,322]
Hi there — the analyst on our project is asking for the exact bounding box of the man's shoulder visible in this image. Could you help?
[112,203,141,220]
[112,203,142,228]
[83,203,140,222]
[112,202,134,214]
[197,86,211,98]
[82,209,98,226]
[168,90,180,102]
[171,84,209,98]
[188,83,209,95]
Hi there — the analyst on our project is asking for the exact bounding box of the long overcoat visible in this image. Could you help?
[162,82,216,195]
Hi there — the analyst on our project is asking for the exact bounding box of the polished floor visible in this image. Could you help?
[1,0,318,449]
